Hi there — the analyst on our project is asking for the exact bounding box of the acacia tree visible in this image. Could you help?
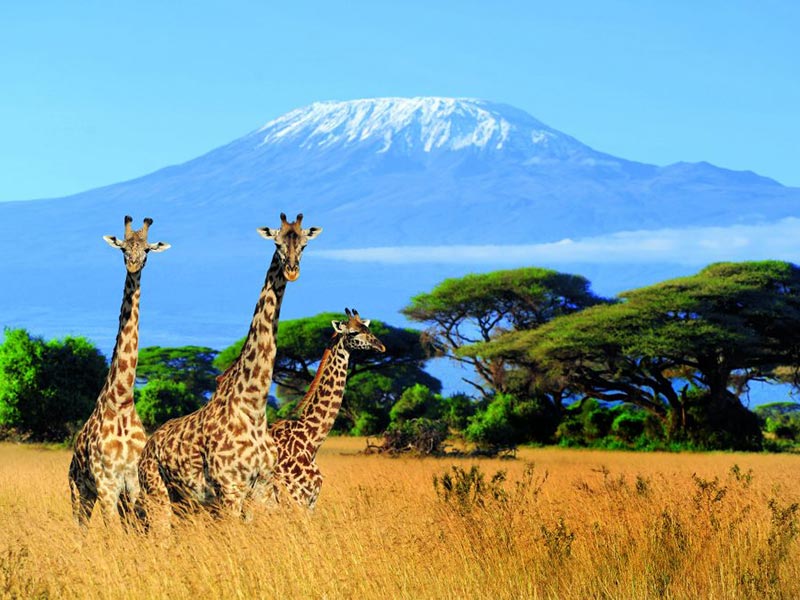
[214,313,440,434]
[401,267,609,399]
[468,261,800,449]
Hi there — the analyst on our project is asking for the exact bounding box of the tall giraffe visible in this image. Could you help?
[69,216,170,530]
[136,213,321,527]
[268,308,385,509]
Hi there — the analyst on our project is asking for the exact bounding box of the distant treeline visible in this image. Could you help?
[2,260,800,452]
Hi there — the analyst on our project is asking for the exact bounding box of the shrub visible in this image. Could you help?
[380,418,448,455]
[135,379,203,430]
[389,384,443,423]
[0,328,106,441]
[465,393,519,449]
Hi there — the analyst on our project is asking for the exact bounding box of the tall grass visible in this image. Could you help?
[2,439,800,599]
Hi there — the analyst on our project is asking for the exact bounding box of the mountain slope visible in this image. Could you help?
[1,97,798,359]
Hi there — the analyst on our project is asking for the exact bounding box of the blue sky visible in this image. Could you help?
[1,0,798,202]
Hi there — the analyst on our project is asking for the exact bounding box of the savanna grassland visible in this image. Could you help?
[2,439,800,599]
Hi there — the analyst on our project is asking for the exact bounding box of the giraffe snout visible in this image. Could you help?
[284,265,300,281]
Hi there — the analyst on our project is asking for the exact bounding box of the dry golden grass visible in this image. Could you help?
[2,439,800,599]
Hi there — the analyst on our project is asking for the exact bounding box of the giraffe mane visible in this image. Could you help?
[295,347,334,417]
[215,360,239,385]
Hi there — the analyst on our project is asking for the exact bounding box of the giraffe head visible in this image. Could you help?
[103,215,171,273]
[331,308,386,353]
[257,213,322,282]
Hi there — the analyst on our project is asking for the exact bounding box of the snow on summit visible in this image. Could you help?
[255,97,590,157]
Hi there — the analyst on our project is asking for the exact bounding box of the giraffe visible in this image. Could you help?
[68,215,170,530]
[136,213,321,528]
[267,308,385,509]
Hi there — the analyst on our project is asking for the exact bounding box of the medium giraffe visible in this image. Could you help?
[268,308,385,509]
[68,216,170,530]
[136,213,321,527]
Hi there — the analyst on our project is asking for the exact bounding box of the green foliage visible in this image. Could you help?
[403,267,609,399]
[439,393,476,431]
[0,328,106,441]
[351,411,382,437]
[465,392,561,448]
[556,401,666,450]
[465,394,519,449]
[682,387,762,450]
[389,384,443,423]
[471,261,800,449]
[755,402,800,442]
[137,345,219,400]
[341,367,441,435]
[135,379,203,430]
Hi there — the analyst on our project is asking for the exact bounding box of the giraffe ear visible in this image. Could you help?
[304,227,323,239]
[331,320,346,333]
[361,319,371,328]
[147,241,171,253]
[103,235,124,249]
[258,227,279,240]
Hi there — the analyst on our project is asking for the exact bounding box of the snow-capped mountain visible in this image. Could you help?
[1,97,798,361]
[254,97,593,160]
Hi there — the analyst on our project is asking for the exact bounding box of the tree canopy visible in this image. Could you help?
[402,267,609,398]
[466,261,800,449]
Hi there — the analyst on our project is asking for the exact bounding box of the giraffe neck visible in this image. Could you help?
[217,252,286,413]
[296,336,350,449]
[101,269,141,411]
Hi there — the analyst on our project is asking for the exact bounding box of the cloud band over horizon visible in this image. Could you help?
[315,218,800,266]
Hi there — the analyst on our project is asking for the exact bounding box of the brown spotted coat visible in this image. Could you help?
[268,308,385,509]
[69,216,170,530]
[136,214,321,525]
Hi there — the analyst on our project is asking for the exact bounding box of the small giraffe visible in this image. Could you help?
[136,213,321,527]
[268,308,385,509]
[68,216,170,530]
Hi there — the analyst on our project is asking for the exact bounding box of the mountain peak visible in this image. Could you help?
[253,96,591,159]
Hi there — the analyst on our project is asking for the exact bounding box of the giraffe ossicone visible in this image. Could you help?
[267,307,385,509]
[69,215,170,531]
[136,212,321,529]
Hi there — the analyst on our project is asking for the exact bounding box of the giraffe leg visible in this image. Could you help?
[136,450,172,536]
[118,474,140,532]
[95,478,125,532]
[69,474,96,531]
[245,478,278,519]
[307,466,323,511]
[213,483,249,520]
[68,455,96,531]
[95,473,125,530]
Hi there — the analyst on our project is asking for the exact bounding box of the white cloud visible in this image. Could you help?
[315,218,800,266]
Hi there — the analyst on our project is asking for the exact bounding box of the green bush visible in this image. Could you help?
[465,393,519,449]
[135,379,203,430]
[0,328,106,441]
[440,393,476,431]
[389,384,443,423]
[351,411,383,436]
